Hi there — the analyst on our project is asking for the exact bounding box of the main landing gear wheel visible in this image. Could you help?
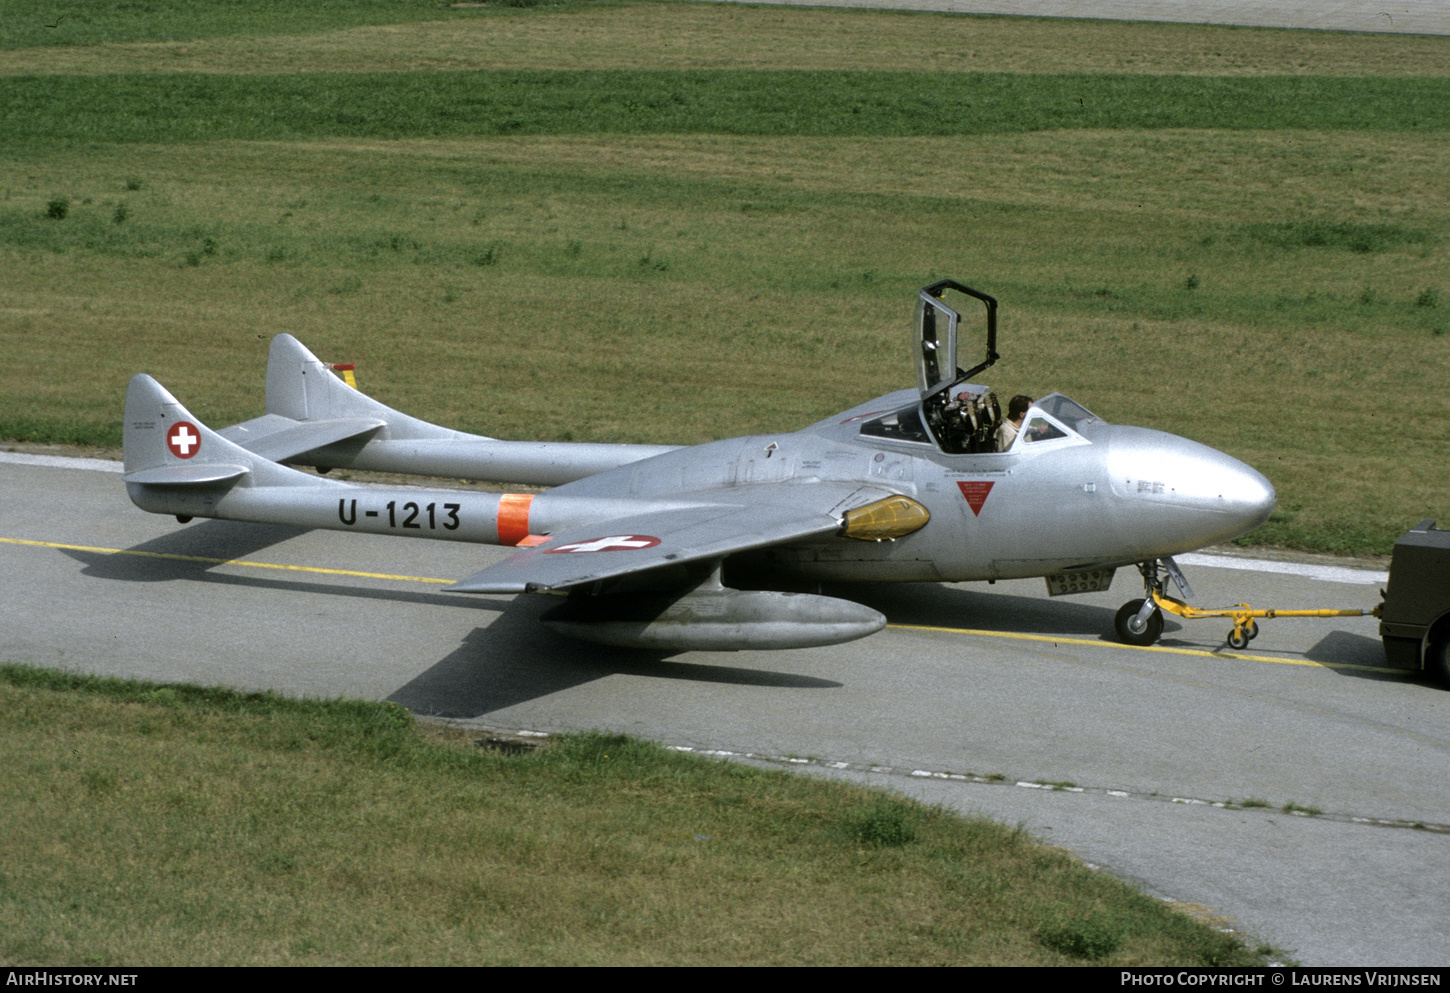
[1115,599,1163,647]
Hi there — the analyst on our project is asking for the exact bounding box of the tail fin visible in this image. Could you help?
[264,333,492,441]
[264,333,341,422]
[123,373,341,489]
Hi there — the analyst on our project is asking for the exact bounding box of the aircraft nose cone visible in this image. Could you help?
[1180,446,1277,533]
[1218,459,1277,531]
[1107,428,1276,548]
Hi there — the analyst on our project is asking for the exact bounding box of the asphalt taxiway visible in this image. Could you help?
[706,0,1450,36]
[2,453,1446,965]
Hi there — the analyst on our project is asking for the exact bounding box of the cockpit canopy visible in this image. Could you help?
[890,278,1099,454]
[859,404,932,445]
[860,392,1097,454]
[914,280,998,401]
[914,280,1002,452]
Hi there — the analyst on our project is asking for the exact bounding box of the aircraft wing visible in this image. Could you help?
[449,484,885,594]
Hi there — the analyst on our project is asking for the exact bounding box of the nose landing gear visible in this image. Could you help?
[1114,558,1193,646]
[1114,558,1377,650]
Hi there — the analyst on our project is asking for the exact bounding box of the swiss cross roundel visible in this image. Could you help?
[544,535,662,554]
[166,421,201,459]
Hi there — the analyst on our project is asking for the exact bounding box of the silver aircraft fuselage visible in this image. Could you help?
[125,380,1273,586]
[474,386,1276,586]
[121,280,1277,651]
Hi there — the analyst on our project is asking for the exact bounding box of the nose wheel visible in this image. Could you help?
[1115,598,1163,646]
[1113,558,1193,647]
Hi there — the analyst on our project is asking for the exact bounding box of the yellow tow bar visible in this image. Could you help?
[1151,592,1379,650]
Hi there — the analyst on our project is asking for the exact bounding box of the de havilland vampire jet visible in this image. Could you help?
[122,280,1276,651]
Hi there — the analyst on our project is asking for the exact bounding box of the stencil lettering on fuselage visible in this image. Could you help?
[956,480,994,516]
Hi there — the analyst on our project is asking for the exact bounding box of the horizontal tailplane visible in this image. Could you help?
[122,374,551,547]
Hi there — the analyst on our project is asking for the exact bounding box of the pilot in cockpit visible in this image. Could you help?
[996,395,1033,451]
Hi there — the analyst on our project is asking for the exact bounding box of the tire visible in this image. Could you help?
[1115,599,1163,646]
[1228,629,1250,650]
[1245,621,1260,641]
[1428,631,1450,689]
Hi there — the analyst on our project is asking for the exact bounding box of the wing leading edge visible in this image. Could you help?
[449,483,891,594]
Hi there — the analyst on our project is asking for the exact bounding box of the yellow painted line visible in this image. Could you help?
[0,536,453,585]
[1,535,1406,674]
[889,622,1404,675]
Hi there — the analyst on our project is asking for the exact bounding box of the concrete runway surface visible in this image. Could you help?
[705,0,1450,36]
[2,451,1446,965]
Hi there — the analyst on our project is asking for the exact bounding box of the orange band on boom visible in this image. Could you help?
[497,493,534,546]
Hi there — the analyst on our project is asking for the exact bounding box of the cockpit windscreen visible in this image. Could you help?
[1036,394,1097,430]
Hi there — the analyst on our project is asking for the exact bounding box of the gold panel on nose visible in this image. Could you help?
[842,496,931,541]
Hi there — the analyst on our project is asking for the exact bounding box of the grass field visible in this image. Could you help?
[0,663,1270,966]
[2,0,1447,557]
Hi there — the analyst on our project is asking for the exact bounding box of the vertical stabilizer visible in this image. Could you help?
[265,333,339,422]
[124,373,204,478]
[264,333,490,440]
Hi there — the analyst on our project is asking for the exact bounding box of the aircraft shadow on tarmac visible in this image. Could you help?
[841,581,1151,640]
[388,581,1141,724]
[68,523,1401,711]
[76,519,314,582]
[68,518,506,611]
[393,583,1400,721]
[390,595,844,720]
[849,582,1403,683]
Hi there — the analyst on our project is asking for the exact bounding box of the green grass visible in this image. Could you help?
[0,663,1267,966]
[1239,221,1439,254]
[0,0,555,51]
[3,131,1444,552]
[5,71,1450,146]
[9,2,1448,78]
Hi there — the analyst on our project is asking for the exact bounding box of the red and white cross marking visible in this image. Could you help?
[166,421,201,460]
[545,534,662,554]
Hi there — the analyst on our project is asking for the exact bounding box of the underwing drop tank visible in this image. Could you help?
[540,587,886,651]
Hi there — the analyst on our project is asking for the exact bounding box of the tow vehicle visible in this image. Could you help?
[1379,520,1450,685]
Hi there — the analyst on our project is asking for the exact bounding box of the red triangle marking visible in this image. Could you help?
[956,480,995,516]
